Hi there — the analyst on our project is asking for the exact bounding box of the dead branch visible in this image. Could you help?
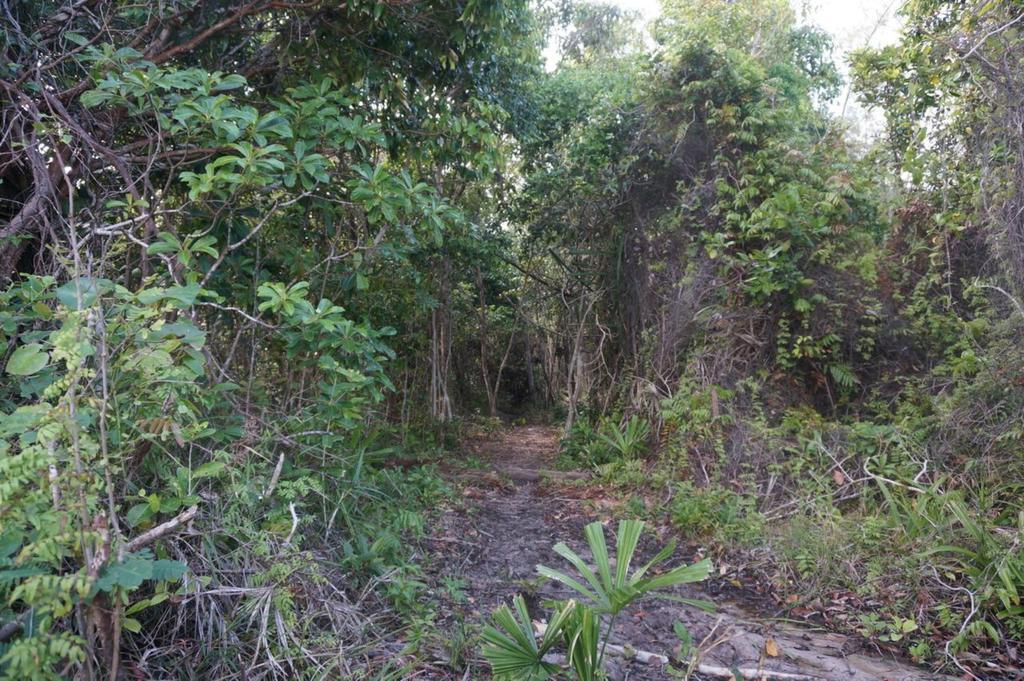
[124,505,198,553]
[541,640,823,680]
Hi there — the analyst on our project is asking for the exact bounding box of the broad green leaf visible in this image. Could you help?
[137,287,168,305]
[150,559,186,581]
[56,277,111,309]
[81,89,113,108]
[164,283,201,307]
[214,74,247,91]
[94,557,154,592]
[0,532,23,559]
[6,344,49,376]
[125,503,151,528]
[193,461,224,478]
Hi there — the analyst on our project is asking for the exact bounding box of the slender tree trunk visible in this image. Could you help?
[430,307,453,422]
[429,256,454,422]
[524,331,536,404]
[489,330,517,417]
[475,267,497,417]
[563,292,599,435]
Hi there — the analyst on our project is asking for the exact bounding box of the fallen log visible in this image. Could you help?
[599,645,821,680]
[694,663,822,680]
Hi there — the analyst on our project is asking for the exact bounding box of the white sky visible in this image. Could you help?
[609,0,902,48]
[605,0,904,132]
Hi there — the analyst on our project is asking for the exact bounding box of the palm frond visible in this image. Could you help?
[481,595,566,680]
[537,520,712,616]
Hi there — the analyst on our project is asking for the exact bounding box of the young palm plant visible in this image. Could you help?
[482,519,712,680]
[597,416,650,459]
[481,595,576,680]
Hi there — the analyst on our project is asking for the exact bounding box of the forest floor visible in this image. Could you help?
[419,425,952,680]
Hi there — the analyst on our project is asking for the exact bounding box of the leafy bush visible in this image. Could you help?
[0,266,445,678]
[670,481,764,545]
[559,416,651,467]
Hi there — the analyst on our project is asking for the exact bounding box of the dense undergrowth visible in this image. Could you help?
[2,0,1024,678]
[537,0,1024,676]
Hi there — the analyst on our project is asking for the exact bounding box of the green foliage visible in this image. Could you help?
[4,0,1024,675]
[481,595,568,680]
[538,520,712,616]
[670,481,764,545]
[597,415,650,459]
[0,277,201,679]
[482,520,711,680]
[0,0,527,671]
[559,415,651,467]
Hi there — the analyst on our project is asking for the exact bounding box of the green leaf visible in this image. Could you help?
[125,593,168,615]
[94,557,154,592]
[658,594,717,613]
[562,603,602,678]
[674,619,693,657]
[0,405,49,438]
[641,558,712,591]
[584,522,613,592]
[0,532,23,559]
[193,461,224,479]
[615,519,643,587]
[150,559,186,581]
[481,595,564,679]
[146,241,179,256]
[94,555,186,593]
[214,74,247,91]
[6,344,49,376]
[125,503,152,528]
[137,287,168,305]
[31,301,53,320]
[81,89,113,108]
[56,277,111,309]
[0,566,47,583]
[164,283,201,307]
[537,520,712,617]
[151,321,206,348]
[552,542,604,600]
[537,564,601,606]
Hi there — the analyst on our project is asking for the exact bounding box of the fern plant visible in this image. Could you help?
[482,520,711,680]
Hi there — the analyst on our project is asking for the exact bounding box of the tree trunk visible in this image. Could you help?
[524,331,536,404]
[476,267,497,417]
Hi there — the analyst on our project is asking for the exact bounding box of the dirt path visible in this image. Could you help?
[424,426,949,680]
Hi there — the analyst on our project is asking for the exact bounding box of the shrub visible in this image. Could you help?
[559,415,651,467]
[670,481,764,545]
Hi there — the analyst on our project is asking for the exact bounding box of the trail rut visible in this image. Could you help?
[424,426,950,681]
